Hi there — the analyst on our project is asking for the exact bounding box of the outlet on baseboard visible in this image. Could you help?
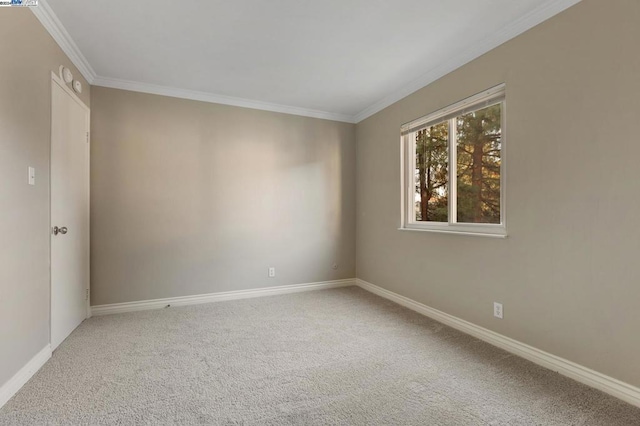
[268,267,275,278]
[494,302,503,319]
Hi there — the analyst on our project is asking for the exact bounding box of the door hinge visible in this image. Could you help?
[85,288,89,301]
[86,132,89,143]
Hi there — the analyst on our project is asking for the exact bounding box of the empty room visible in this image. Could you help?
[1,0,639,424]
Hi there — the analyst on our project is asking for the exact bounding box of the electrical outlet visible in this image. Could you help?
[268,267,275,278]
[494,302,503,319]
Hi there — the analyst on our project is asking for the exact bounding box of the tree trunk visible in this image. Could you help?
[418,138,428,221]
[471,138,484,221]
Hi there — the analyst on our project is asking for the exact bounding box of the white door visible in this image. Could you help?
[50,74,90,350]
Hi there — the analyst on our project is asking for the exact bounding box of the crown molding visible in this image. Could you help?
[92,76,356,123]
[30,0,96,83]
[30,0,580,124]
[353,0,583,123]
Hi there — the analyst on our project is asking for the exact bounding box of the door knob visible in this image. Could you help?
[53,226,68,235]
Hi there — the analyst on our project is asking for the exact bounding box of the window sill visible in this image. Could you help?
[398,227,507,238]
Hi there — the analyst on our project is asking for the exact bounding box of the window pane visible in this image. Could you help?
[414,121,448,222]
[456,103,501,224]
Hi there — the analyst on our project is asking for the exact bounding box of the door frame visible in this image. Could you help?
[49,71,91,345]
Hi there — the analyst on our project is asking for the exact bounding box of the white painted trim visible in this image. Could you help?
[400,85,507,237]
[353,0,582,122]
[30,0,96,83]
[0,345,51,410]
[30,0,580,124]
[91,279,355,316]
[31,0,351,123]
[397,228,507,239]
[355,278,640,408]
[91,76,356,123]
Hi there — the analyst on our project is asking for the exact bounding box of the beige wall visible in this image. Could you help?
[0,10,90,386]
[356,0,640,387]
[90,87,355,305]
[4,0,638,397]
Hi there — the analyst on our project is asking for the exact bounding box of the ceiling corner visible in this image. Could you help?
[352,0,583,123]
[91,76,357,123]
[31,0,96,83]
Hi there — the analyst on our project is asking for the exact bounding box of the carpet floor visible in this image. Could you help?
[1,287,638,425]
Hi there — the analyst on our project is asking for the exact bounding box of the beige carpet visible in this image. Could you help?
[1,287,638,425]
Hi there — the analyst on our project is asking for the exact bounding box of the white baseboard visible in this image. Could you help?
[0,345,52,410]
[91,278,356,316]
[355,278,640,408]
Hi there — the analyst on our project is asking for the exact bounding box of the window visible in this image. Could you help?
[400,84,506,236]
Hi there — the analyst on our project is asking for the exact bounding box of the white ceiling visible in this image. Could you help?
[41,0,580,122]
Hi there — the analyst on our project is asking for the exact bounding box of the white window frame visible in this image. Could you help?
[400,84,507,237]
